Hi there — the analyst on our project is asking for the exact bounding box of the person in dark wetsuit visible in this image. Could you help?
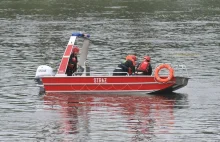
[66,46,79,76]
[113,55,137,76]
[136,56,152,75]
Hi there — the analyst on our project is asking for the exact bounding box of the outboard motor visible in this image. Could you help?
[34,65,54,85]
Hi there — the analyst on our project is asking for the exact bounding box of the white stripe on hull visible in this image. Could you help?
[43,82,174,85]
[45,90,158,94]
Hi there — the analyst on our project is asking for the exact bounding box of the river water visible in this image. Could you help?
[0,0,220,141]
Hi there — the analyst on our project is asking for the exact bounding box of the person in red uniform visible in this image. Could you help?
[136,56,152,75]
[113,55,137,76]
[126,55,137,74]
[66,46,79,76]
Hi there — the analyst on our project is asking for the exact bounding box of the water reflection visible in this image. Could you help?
[43,93,188,141]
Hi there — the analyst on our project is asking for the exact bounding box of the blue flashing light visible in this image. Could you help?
[71,32,82,37]
[85,34,90,38]
[72,32,90,38]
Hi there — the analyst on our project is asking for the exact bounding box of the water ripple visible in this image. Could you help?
[0,0,220,141]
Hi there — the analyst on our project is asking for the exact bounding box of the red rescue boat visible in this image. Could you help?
[36,32,189,94]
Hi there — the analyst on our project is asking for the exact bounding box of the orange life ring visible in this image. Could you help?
[154,64,174,83]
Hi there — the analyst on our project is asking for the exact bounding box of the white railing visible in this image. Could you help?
[73,62,189,77]
[172,64,189,77]
[73,71,129,76]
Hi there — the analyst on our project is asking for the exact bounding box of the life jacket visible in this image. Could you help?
[137,61,149,72]
[126,55,136,66]
[68,53,78,72]
[118,60,133,75]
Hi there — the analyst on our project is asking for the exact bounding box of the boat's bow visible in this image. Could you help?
[151,76,189,94]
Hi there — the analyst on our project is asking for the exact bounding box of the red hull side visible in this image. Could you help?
[42,76,174,83]
[42,76,176,93]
